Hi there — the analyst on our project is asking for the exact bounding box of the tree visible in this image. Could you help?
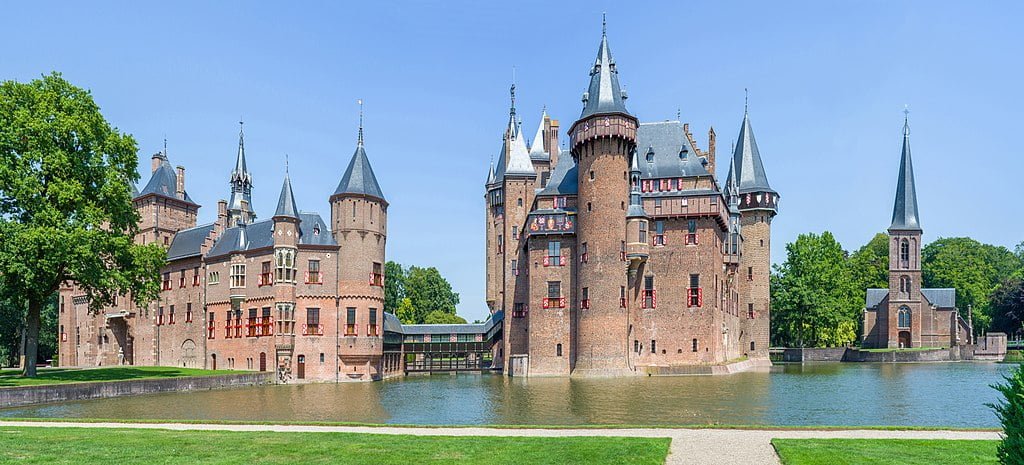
[404,266,460,323]
[423,310,468,325]
[923,238,1020,333]
[383,260,406,315]
[770,232,861,347]
[848,232,889,293]
[989,364,1024,465]
[395,297,416,325]
[0,73,165,376]
[991,278,1024,337]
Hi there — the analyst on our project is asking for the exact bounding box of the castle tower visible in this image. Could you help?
[272,166,300,373]
[568,19,638,373]
[886,113,923,349]
[134,143,199,247]
[484,157,502,313]
[227,122,255,227]
[727,106,777,359]
[330,109,388,379]
[501,85,538,317]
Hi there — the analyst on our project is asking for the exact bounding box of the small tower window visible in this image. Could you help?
[589,170,595,181]
[899,239,910,268]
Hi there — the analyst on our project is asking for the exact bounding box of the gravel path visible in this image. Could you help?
[0,421,1001,465]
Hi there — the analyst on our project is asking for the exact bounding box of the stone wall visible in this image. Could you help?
[0,372,271,409]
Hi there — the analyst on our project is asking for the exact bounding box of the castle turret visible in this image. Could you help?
[272,166,299,348]
[569,18,638,373]
[625,149,649,273]
[134,143,199,246]
[227,122,255,227]
[727,104,776,359]
[330,108,387,377]
[886,111,923,348]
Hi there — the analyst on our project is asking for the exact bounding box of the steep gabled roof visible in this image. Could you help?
[727,110,775,195]
[635,121,710,180]
[206,212,336,259]
[138,153,197,204]
[166,223,215,260]
[504,120,535,176]
[579,18,631,120]
[890,116,921,231]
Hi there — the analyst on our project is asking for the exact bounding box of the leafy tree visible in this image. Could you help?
[991,278,1024,337]
[771,232,861,347]
[923,238,1020,333]
[405,266,460,323]
[848,232,889,293]
[989,364,1024,465]
[423,310,468,325]
[0,73,165,376]
[395,297,416,325]
[384,260,406,315]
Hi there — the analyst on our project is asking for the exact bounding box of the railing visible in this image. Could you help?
[302,323,324,336]
[542,297,566,309]
[305,271,322,284]
[369,273,384,287]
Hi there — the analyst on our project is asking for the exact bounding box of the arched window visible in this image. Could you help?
[898,306,911,329]
[899,239,910,268]
[899,276,912,299]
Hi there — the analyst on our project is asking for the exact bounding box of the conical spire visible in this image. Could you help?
[889,111,921,231]
[274,157,299,219]
[529,108,549,160]
[504,85,536,176]
[231,121,251,185]
[334,115,386,202]
[486,158,496,185]
[729,107,774,195]
[627,150,647,218]
[580,15,630,119]
[227,120,255,226]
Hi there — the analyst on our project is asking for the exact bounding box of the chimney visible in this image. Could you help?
[216,200,228,233]
[548,119,560,168]
[151,152,164,173]
[175,166,186,200]
[707,127,716,175]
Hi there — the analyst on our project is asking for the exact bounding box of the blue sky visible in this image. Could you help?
[3,1,1021,322]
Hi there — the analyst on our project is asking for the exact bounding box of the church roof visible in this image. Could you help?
[890,116,921,231]
[334,143,386,202]
[138,153,197,204]
[725,110,775,195]
[635,121,710,180]
[865,288,956,309]
[579,18,631,120]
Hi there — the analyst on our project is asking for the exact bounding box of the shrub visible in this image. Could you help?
[990,363,1024,464]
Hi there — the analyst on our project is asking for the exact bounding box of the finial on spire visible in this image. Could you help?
[285,153,289,175]
[676,108,681,120]
[602,12,607,35]
[357,99,364,146]
[903,104,910,136]
[744,88,749,114]
[163,136,167,157]
[509,71,517,119]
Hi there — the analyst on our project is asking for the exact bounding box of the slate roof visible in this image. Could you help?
[865,288,957,309]
[166,223,215,260]
[725,111,775,195]
[635,121,710,180]
[538,146,577,196]
[504,120,536,176]
[383,312,404,334]
[274,173,299,219]
[528,111,550,161]
[334,143,386,202]
[890,118,921,231]
[206,212,336,258]
[387,311,504,336]
[579,24,631,120]
[138,154,197,204]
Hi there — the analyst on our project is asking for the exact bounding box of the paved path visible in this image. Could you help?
[0,421,1000,465]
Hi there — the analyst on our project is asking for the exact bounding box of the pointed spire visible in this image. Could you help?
[579,15,631,120]
[232,120,250,183]
[357,99,365,147]
[730,103,775,195]
[504,83,535,177]
[890,109,921,231]
[486,157,496,185]
[529,108,549,160]
[274,155,299,219]
[334,116,386,202]
[228,120,255,226]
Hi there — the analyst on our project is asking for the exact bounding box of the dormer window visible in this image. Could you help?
[646,147,654,163]
[313,224,320,236]
[679,146,688,160]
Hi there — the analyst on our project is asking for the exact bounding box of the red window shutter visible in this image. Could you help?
[698,288,703,307]
[559,297,566,308]
[560,255,567,266]
[543,299,550,309]
[652,290,657,308]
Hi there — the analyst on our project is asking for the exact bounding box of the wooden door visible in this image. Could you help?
[297,355,305,379]
[259,352,267,372]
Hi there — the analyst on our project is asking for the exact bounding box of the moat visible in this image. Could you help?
[1,363,1011,427]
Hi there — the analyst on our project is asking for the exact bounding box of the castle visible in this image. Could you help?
[485,22,778,376]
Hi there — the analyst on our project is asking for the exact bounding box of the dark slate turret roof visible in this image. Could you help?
[207,212,336,258]
[580,21,631,120]
[166,223,215,260]
[890,118,921,231]
[726,111,775,195]
[138,154,197,204]
[635,122,710,180]
[538,146,578,196]
[274,171,299,219]
[627,148,648,218]
[334,143,386,202]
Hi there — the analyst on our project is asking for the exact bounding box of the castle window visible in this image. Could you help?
[556,343,563,357]
[511,259,519,276]
[186,302,193,323]
[634,339,640,353]
[230,264,246,288]
[646,147,654,163]
[307,259,322,284]
[621,240,627,261]
[653,221,665,246]
[651,340,657,354]
[687,274,703,307]
[544,281,564,308]
[157,306,164,326]
[748,267,754,281]
[169,305,175,325]
[654,198,662,214]
[346,308,357,336]
[692,339,698,352]
[275,249,296,283]
[642,276,656,309]
[545,241,563,267]
[750,341,756,351]
[581,287,590,309]
[513,303,527,318]
[541,171,550,188]
[320,353,325,363]
[247,308,258,337]
[497,235,503,254]
[179,270,186,288]
[580,242,588,264]
[193,267,200,286]
[589,170,595,181]
[898,306,911,329]
[369,308,378,336]
[587,202,592,212]
[748,303,754,319]
[659,179,668,191]
[260,261,273,286]
[517,198,523,206]
[620,286,627,308]
[60,296,64,313]
[760,239,764,247]
[305,308,322,335]
[208,271,219,285]
[162,272,171,291]
[685,220,698,245]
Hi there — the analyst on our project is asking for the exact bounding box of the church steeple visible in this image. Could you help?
[227,121,255,226]
[579,14,630,120]
[889,111,921,232]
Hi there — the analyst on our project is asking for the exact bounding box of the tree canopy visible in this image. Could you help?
[384,261,463,325]
[990,278,1024,337]
[923,237,1021,332]
[848,232,889,293]
[0,73,165,375]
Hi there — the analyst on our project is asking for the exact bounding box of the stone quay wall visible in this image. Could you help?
[0,372,272,409]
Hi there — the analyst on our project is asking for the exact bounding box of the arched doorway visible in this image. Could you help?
[898,331,911,349]
[297,355,305,379]
[259,352,267,372]
[181,339,197,368]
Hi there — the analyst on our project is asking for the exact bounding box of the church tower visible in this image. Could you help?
[330,108,388,379]
[569,18,638,373]
[728,105,777,359]
[886,112,923,349]
[227,122,255,227]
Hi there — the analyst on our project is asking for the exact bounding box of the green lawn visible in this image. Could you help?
[0,366,239,387]
[0,426,670,465]
[772,438,999,465]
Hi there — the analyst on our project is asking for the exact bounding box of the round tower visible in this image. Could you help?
[569,20,638,373]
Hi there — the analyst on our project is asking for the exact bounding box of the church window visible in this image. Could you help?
[900,239,910,268]
[898,306,911,329]
[230,264,246,288]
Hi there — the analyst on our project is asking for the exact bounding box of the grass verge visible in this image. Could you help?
[0,366,240,388]
[0,426,669,465]
[772,438,998,465]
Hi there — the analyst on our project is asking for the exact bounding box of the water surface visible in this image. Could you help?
[1,362,1012,427]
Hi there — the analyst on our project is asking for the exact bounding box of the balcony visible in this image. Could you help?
[303,323,324,336]
[542,297,566,309]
